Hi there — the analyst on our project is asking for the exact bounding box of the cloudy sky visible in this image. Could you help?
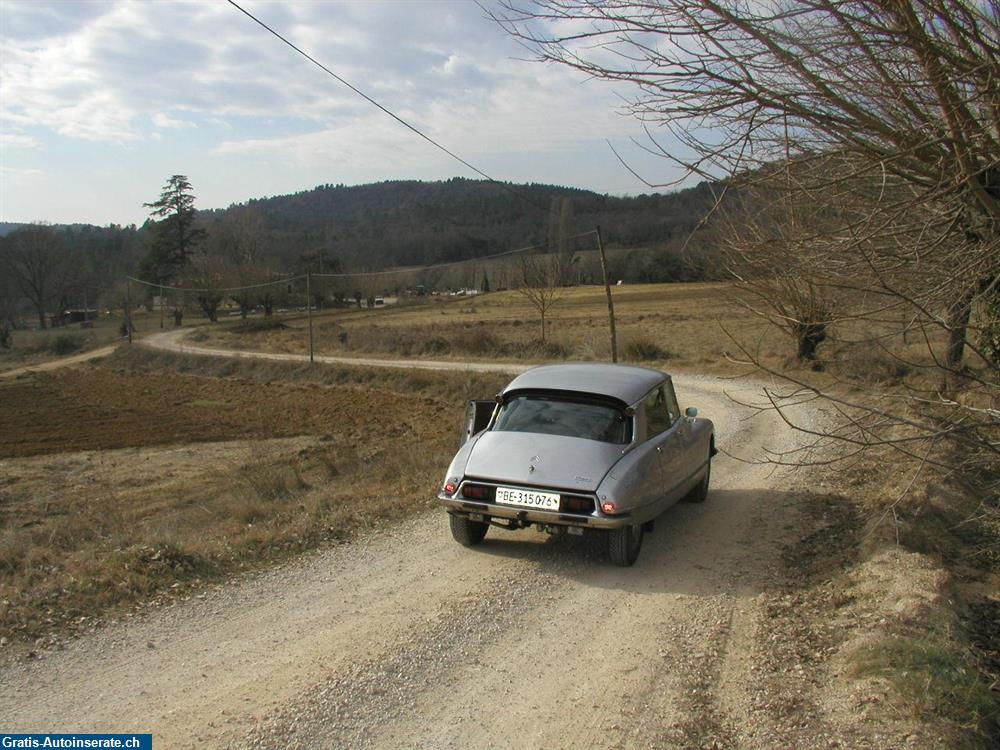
[1,0,684,226]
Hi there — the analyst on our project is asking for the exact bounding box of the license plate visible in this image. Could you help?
[495,486,560,510]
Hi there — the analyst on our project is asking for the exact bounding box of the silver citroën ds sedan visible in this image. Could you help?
[437,363,716,566]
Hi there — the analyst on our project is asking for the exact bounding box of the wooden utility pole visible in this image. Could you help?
[306,272,314,363]
[595,226,618,363]
[125,278,133,344]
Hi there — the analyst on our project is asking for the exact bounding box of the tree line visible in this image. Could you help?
[0,175,722,341]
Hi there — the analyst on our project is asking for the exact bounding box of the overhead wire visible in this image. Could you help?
[225,0,548,211]
[127,274,306,294]
[124,230,600,291]
[312,230,598,279]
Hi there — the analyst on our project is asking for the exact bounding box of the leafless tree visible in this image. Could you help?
[179,254,227,322]
[518,252,565,342]
[548,197,577,285]
[0,224,74,330]
[0,270,18,348]
[226,261,276,319]
[494,1,1000,483]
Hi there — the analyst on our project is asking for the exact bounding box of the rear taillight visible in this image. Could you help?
[443,479,458,495]
[601,501,618,514]
[461,483,490,500]
[561,496,594,513]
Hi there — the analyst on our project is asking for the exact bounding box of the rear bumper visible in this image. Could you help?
[437,494,632,529]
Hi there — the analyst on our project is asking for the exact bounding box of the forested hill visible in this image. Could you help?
[200,177,720,272]
[1,178,722,294]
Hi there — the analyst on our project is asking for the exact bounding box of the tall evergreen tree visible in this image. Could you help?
[142,175,206,282]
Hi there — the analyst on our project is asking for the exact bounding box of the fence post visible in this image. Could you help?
[306,272,314,363]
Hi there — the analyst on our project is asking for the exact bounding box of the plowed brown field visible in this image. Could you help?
[0,368,440,458]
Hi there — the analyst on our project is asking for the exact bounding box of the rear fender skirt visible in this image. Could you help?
[607,456,710,524]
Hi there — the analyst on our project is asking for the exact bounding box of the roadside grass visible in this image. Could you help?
[0,437,447,647]
[803,450,1000,748]
[851,632,997,745]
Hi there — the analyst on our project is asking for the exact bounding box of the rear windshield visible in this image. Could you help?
[493,393,631,444]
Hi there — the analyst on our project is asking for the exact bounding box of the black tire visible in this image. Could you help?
[608,523,644,567]
[449,513,489,546]
[685,456,711,504]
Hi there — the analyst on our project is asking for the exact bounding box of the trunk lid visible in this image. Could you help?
[464,431,624,492]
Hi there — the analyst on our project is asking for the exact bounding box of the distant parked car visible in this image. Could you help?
[374,296,385,307]
[437,364,716,566]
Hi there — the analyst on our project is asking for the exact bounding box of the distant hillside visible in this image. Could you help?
[201,177,720,273]
[0,222,28,237]
[1,178,723,299]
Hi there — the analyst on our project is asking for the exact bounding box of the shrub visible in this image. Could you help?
[452,329,507,356]
[231,320,288,334]
[522,339,569,359]
[623,335,673,361]
[49,334,84,356]
[833,349,911,385]
[421,336,451,355]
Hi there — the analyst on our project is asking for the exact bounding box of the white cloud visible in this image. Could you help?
[152,112,194,129]
[1,133,42,149]
[1,0,685,224]
[0,165,45,177]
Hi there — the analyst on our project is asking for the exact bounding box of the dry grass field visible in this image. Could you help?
[197,282,963,393]
[0,356,508,645]
[201,282,778,372]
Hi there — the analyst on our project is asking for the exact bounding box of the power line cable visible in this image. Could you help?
[312,230,598,279]
[226,0,548,211]
[124,229,599,291]
[127,274,306,294]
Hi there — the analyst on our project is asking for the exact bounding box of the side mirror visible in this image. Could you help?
[685,406,699,419]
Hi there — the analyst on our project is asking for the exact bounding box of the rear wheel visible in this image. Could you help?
[449,513,489,546]
[608,523,644,567]
[685,456,711,504]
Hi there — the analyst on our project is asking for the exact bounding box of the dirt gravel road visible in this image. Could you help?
[139,328,536,374]
[2,332,830,749]
[0,344,119,379]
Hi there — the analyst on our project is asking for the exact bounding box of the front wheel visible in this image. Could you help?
[449,513,489,546]
[608,523,644,567]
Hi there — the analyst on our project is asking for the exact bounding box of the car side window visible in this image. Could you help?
[664,381,681,423]
[644,386,673,437]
